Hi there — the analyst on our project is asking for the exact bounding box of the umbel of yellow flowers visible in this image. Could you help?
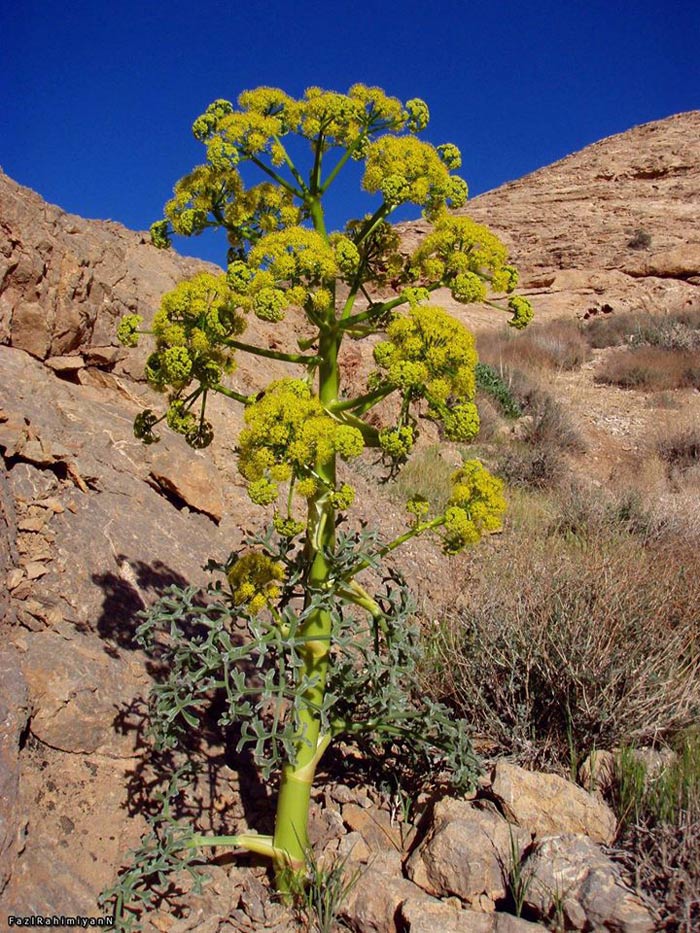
[115,84,531,893]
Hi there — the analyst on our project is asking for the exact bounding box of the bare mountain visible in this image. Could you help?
[399,110,700,326]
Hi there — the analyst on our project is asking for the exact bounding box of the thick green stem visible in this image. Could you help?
[272,201,338,887]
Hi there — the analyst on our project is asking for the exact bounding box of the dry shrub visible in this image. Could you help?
[496,445,565,490]
[612,739,700,931]
[426,528,700,773]
[657,426,700,476]
[584,308,700,351]
[478,318,591,372]
[595,346,700,391]
[486,369,584,489]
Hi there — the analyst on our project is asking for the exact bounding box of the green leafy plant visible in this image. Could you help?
[289,843,365,933]
[110,84,533,920]
[476,361,523,418]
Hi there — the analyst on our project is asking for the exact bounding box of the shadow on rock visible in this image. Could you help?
[92,557,190,651]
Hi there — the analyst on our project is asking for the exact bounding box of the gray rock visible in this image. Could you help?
[523,834,654,932]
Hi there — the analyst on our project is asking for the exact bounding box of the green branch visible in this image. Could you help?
[212,383,252,404]
[320,133,366,193]
[249,154,303,198]
[329,384,396,415]
[272,134,308,193]
[343,515,446,582]
[224,337,320,365]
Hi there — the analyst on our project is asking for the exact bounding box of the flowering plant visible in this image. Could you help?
[110,84,532,919]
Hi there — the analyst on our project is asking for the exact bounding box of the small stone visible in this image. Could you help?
[7,568,25,590]
[45,355,85,374]
[36,497,64,513]
[10,581,32,600]
[23,561,49,580]
[18,516,46,532]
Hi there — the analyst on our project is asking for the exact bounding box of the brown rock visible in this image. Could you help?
[342,802,403,852]
[342,850,433,933]
[16,630,149,756]
[405,799,530,905]
[0,170,217,362]
[490,761,617,844]
[9,302,51,358]
[0,649,29,895]
[522,834,654,932]
[45,354,85,374]
[150,448,224,523]
[398,111,700,330]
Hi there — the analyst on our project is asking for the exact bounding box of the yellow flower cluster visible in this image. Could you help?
[218,226,340,323]
[191,85,419,159]
[344,218,404,288]
[410,215,534,328]
[441,460,506,553]
[161,164,242,241]
[157,162,302,254]
[227,550,285,614]
[373,306,480,442]
[143,273,243,395]
[362,136,468,215]
[238,379,364,506]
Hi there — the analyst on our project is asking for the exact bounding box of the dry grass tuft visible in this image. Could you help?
[423,491,700,773]
[594,346,700,391]
[478,318,591,372]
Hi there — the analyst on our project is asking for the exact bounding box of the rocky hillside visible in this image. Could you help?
[1,112,698,928]
[399,110,700,328]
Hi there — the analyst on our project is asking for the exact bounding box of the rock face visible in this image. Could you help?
[399,110,700,328]
[0,170,212,361]
[0,649,29,896]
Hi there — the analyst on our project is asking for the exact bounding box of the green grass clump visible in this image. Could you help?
[476,362,523,418]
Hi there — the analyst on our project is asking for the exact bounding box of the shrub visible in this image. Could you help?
[594,347,700,391]
[612,738,700,930]
[426,530,700,772]
[478,318,591,372]
[657,426,700,475]
[627,228,652,250]
[476,362,523,418]
[496,444,565,490]
[508,371,585,453]
[584,309,700,351]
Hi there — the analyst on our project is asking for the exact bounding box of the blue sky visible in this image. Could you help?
[2,0,698,266]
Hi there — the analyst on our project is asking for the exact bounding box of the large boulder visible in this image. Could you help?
[490,760,617,844]
[522,834,654,932]
[405,798,530,908]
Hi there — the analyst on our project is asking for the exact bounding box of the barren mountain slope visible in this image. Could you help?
[399,110,700,327]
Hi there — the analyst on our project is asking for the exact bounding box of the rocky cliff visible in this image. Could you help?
[399,109,700,328]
